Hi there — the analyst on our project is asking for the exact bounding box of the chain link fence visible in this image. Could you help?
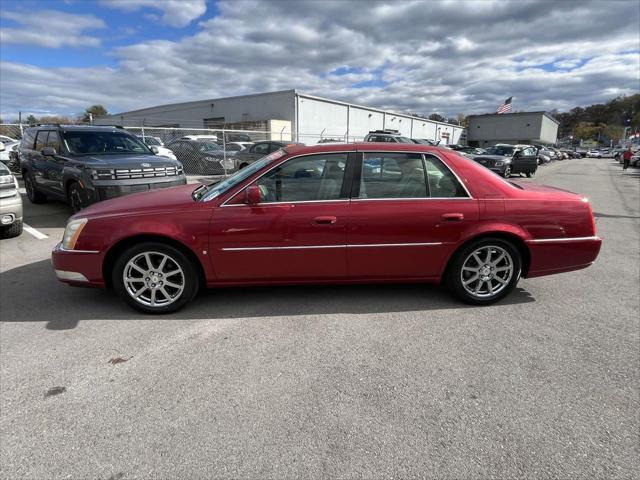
[0,123,364,177]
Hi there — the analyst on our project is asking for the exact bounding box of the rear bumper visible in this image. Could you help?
[0,194,23,224]
[526,236,602,278]
[51,243,105,287]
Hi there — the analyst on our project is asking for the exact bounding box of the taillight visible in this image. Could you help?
[584,198,596,235]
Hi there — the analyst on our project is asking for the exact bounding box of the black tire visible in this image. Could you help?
[446,237,522,305]
[24,172,47,204]
[113,242,199,314]
[503,166,511,178]
[239,163,248,170]
[1,220,23,239]
[526,170,535,178]
[68,181,87,213]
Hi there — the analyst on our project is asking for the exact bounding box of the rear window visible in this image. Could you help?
[20,129,36,149]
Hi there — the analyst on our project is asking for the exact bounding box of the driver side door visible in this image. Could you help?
[209,152,353,282]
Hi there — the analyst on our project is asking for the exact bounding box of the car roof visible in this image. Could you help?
[284,142,449,156]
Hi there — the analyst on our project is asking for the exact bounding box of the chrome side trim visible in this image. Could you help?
[55,270,89,282]
[58,245,100,254]
[347,242,442,248]
[351,197,472,202]
[221,245,345,251]
[222,199,350,208]
[221,242,442,251]
[526,236,600,244]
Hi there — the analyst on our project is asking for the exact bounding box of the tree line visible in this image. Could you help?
[551,94,639,142]
[0,105,108,126]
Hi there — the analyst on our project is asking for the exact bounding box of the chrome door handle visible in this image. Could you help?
[313,216,337,224]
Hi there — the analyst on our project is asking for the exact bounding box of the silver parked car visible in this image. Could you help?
[0,144,23,238]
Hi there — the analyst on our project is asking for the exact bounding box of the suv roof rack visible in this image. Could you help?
[369,129,400,134]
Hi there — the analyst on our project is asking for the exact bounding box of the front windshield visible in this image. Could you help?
[486,145,514,156]
[63,131,151,155]
[199,142,221,152]
[199,149,286,201]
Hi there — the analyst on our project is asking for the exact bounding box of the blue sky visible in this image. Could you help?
[0,0,638,121]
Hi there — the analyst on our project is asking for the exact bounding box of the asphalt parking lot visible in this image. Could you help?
[1,158,638,479]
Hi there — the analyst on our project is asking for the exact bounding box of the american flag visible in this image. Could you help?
[496,96,513,114]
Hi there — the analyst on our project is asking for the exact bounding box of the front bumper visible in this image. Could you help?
[51,243,105,287]
[0,193,23,224]
[526,236,602,278]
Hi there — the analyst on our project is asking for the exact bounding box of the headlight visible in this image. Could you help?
[62,218,88,250]
[494,161,504,166]
[91,169,115,180]
[0,174,13,185]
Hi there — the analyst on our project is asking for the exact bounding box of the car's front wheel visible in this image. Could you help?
[446,238,522,305]
[113,242,199,314]
[503,166,511,178]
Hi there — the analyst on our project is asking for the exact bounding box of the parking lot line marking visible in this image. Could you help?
[23,224,49,240]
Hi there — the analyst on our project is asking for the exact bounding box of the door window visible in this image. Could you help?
[251,143,270,155]
[424,155,468,197]
[359,153,427,199]
[255,153,347,202]
[46,131,61,151]
[34,131,48,151]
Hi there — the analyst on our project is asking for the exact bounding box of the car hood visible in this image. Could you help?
[78,183,201,219]
[71,153,181,167]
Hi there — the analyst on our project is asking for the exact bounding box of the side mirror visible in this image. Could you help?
[244,185,262,205]
[150,146,160,154]
[41,147,56,156]
[513,150,521,158]
[0,142,4,152]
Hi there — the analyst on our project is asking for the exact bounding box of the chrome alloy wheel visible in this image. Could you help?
[460,245,514,298]
[123,251,185,307]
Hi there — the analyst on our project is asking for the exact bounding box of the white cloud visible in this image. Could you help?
[0,0,638,121]
[100,0,207,27]
[0,10,105,48]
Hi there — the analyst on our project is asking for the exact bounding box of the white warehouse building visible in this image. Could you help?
[95,89,465,145]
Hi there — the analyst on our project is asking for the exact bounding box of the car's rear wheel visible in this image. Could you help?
[113,242,199,314]
[446,238,522,305]
[68,181,87,213]
[24,172,47,204]
[526,170,535,178]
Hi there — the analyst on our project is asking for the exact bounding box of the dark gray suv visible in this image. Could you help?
[19,125,186,212]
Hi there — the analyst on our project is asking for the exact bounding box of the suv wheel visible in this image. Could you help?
[24,173,47,204]
[446,238,522,305]
[526,170,535,178]
[68,181,87,213]
[113,242,199,314]
[503,166,512,178]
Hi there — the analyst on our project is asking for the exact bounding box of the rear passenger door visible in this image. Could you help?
[32,130,50,189]
[347,151,479,279]
[44,131,65,195]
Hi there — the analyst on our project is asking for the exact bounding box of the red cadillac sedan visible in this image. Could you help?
[52,143,601,313]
